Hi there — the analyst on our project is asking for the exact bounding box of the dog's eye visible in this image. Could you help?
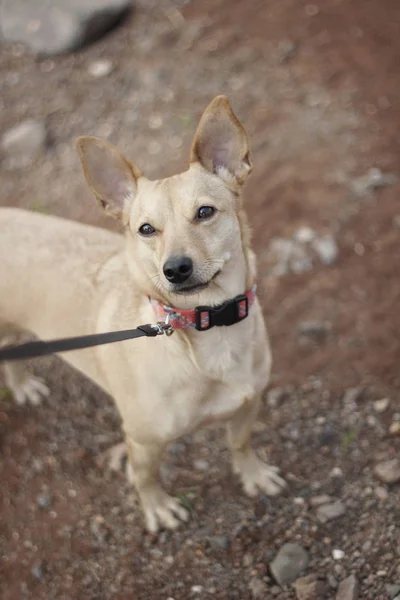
[138,223,156,236]
[196,206,215,220]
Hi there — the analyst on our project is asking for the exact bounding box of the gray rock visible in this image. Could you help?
[298,321,331,342]
[249,576,268,599]
[310,494,333,507]
[0,0,132,56]
[342,387,364,406]
[328,574,338,589]
[209,535,230,550]
[312,234,339,265]
[386,584,400,599]
[193,458,210,471]
[374,459,400,484]
[36,491,51,508]
[32,561,45,580]
[294,574,326,600]
[266,387,291,408]
[2,119,46,167]
[351,167,397,197]
[270,543,309,586]
[336,574,358,600]
[87,58,114,78]
[316,500,346,523]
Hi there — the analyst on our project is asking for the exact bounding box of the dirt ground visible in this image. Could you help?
[1,0,400,598]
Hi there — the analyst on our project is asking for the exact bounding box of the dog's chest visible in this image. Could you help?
[191,324,255,422]
[192,321,252,378]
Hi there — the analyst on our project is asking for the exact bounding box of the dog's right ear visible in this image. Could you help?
[76,136,141,223]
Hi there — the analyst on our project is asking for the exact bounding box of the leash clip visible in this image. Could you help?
[152,312,175,337]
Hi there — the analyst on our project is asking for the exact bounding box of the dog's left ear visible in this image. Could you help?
[76,136,141,223]
[190,95,252,188]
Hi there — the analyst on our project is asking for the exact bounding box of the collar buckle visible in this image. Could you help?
[195,294,249,331]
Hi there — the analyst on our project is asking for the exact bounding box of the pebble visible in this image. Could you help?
[373,397,390,413]
[0,0,132,56]
[374,459,400,484]
[375,486,389,501]
[336,574,359,600]
[351,167,397,197]
[298,321,331,341]
[294,227,316,244]
[266,387,291,408]
[2,119,46,167]
[193,458,210,471]
[312,235,339,265]
[332,549,345,560]
[342,387,364,406]
[88,59,114,78]
[328,574,338,589]
[389,421,400,436]
[32,560,45,580]
[191,585,204,594]
[317,500,346,523]
[386,584,400,599]
[270,543,309,586]
[209,535,230,550]
[249,576,268,599]
[36,491,51,508]
[330,466,344,478]
[310,494,333,507]
[294,574,326,600]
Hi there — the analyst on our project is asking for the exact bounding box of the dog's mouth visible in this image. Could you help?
[172,270,221,295]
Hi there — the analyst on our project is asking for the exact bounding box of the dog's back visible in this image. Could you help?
[0,207,123,382]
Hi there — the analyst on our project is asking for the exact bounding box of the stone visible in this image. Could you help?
[351,168,397,197]
[342,387,364,406]
[312,234,338,265]
[294,227,316,244]
[0,0,132,56]
[266,387,291,408]
[374,459,400,484]
[294,574,326,600]
[332,549,345,560]
[88,58,113,78]
[191,585,204,594]
[386,584,400,599]
[298,321,331,342]
[316,500,346,523]
[249,576,268,599]
[270,543,309,586]
[310,494,333,507]
[209,535,230,550]
[2,119,46,167]
[36,491,51,508]
[193,458,210,471]
[389,421,400,436]
[373,397,390,413]
[336,574,358,600]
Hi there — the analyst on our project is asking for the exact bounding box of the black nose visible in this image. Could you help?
[163,256,193,284]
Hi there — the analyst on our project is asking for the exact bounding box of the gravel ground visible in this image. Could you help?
[0,0,399,598]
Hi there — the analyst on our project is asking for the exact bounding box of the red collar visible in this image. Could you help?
[149,285,257,331]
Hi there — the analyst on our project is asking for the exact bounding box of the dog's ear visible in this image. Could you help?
[190,96,252,188]
[76,136,141,222]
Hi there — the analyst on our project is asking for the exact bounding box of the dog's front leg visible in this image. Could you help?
[227,394,287,497]
[125,436,189,532]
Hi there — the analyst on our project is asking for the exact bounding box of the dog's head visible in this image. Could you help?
[77,96,254,307]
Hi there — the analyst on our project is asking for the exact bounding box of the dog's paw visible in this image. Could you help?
[142,488,189,533]
[234,453,287,497]
[11,375,50,406]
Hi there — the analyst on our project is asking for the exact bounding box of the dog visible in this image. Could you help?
[0,96,286,532]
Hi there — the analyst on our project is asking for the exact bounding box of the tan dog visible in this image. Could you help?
[0,96,285,532]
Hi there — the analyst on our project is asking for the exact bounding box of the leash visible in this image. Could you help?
[0,288,256,363]
[0,322,172,363]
